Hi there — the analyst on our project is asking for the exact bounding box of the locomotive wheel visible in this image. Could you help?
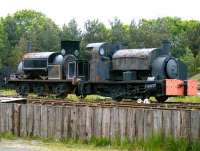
[75,87,87,99]
[16,84,29,97]
[33,84,46,96]
[113,96,123,102]
[53,84,68,98]
[155,96,168,103]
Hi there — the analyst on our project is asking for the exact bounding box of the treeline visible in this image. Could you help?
[0,10,200,75]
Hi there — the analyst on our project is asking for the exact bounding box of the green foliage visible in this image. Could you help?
[61,19,81,41]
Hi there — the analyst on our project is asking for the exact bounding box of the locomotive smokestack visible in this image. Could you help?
[27,41,32,52]
[162,40,171,55]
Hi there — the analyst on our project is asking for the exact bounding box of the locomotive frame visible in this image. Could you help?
[8,40,197,102]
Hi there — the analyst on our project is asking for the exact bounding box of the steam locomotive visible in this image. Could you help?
[8,40,197,102]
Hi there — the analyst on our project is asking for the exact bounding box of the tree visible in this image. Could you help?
[110,18,129,46]
[61,19,81,41]
[83,19,110,44]
[1,10,61,68]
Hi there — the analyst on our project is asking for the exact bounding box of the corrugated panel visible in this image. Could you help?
[23,52,55,59]
[86,42,106,48]
[112,48,156,59]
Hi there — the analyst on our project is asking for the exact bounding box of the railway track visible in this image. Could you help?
[29,98,200,110]
[1,95,200,110]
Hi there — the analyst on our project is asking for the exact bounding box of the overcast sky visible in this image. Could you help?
[0,0,200,27]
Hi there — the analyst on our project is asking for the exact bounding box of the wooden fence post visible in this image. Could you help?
[126,108,136,140]
[26,104,34,136]
[33,105,41,137]
[63,106,71,139]
[20,104,27,137]
[41,105,48,137]
[144,109,153,139]
[47,105,55,138]
[180,110,191,139]
[102,107,111,138]
[85,106,94,140]
[135,108,144,140]
[13,103,21,136]
[172,110,181,138]
[162,110,172,138]
[54,106,63,140]
[110,107,119,140]
[191,110,200,140]
[153,110,163,135]
[93,107,102,138]
[118,107,127,140]
[70,106,78,139]
[77,106,87,140]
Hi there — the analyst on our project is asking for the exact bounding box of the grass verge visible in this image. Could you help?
[0,132,200,151]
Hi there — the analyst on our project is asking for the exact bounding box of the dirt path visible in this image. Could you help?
[0,139,39,151]
[0,139,122,151]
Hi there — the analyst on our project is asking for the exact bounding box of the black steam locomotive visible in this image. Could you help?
[8,40,197,102]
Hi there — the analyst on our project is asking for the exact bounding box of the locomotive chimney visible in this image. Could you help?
[161,40,171,55]
[27,41,32,52]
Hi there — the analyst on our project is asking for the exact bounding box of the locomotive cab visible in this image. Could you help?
[61,41,90,81]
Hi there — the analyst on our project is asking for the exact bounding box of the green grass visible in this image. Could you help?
[0,88,17,96]
[1,132,200,151]
[190,73,200,82]
[169,96,200,103]
[0,132,16,140]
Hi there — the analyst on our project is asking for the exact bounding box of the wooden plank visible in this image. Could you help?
[172,110,181,138]
[7,103,13,132]
[135,108,144,140]
[78,106,86,140]
[0,104,6,133]
[85,106,94,140]
[33,105,41,137]
[126,108,136,140]
[191,110,200,140]
[70,106,78,139]
[5,104,12,132]
[20,104,27,137]
[26,104,34,136]
[63,106,71,138]
[180,110,191,139]
[144,109,153,140]
[118,107,127,140]
[93,107,102,137]
[3,104,7,132]
[40,105,48,137]
[47,106,55,138]
[13,104,21,136]
[162,110,172,138]
[110,107,119,140]
[153,110,163,135]
[54,106,63,140]
[0,104,2,133]
[102,107,111,138]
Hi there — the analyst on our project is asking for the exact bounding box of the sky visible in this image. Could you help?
[0,0,200,27]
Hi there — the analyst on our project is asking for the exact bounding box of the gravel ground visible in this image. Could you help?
[0,139,121,151]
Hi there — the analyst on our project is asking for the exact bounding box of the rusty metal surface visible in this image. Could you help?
[112,48,156,59]
[23,52,55,59]
[112,57,149,70]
